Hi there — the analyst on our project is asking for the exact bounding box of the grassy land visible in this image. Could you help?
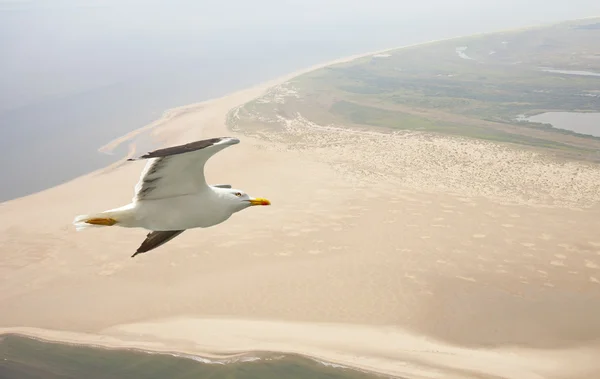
[231,18,600,161]
[328,100,586,150]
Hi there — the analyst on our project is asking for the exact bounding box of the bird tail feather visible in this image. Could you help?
[73,212,119,231]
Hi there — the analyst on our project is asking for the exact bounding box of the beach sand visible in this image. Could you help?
[2,42,600,379]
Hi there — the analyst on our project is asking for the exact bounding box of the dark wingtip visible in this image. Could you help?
[131,251,141,258]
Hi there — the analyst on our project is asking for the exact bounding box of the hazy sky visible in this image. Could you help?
[1,0,599,112]
[2,0,599,27]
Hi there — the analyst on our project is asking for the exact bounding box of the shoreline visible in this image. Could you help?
[0,331,365,374]
[2,20,559,206]
[94,39,450,153]
[4,318,598,379]
[1,42,412,206]
[0,326,401,378]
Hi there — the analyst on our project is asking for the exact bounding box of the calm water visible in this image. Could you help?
[0,35,398,203]
[0,335,389,379]
[526,112,600,137]
[1,4,425,203]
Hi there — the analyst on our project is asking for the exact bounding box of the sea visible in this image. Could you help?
[0,33,394,203]
[0,3,424,203]
[0,335,390,379]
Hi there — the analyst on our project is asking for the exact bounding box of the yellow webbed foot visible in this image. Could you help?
[85,217,117,226]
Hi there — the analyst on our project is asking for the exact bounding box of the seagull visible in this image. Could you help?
[73,136,271,257]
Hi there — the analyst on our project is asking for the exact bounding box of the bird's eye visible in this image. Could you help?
[234,192,242,197]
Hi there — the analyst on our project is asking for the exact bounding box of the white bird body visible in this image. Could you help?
[73,137,271,257]
[96,188,235,231]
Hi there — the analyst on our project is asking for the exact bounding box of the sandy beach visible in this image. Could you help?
[2,37,600,379]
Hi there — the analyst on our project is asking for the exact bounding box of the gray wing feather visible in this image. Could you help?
[127,137,232,161]
[131,230,186,257]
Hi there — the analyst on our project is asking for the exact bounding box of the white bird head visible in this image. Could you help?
[218,188,271,213]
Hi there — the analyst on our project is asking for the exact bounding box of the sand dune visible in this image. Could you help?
[2,39,600,379]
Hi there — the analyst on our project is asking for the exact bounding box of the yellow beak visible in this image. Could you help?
[248,198,271,206]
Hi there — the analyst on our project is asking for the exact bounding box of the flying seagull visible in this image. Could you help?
[73,136,270,257]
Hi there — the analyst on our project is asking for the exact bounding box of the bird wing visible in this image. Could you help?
[128,137,240,201]
[131,230,186,257]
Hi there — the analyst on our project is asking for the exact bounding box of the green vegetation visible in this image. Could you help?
[231,18,600,161]
[329,100,587,150]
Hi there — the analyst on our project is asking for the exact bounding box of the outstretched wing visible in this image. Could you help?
[128,137,240,201]
[131,230,186,258]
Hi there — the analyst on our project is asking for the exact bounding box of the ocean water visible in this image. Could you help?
[0,335,389,379]
[0,35,388,203]
[0,4,419,203]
